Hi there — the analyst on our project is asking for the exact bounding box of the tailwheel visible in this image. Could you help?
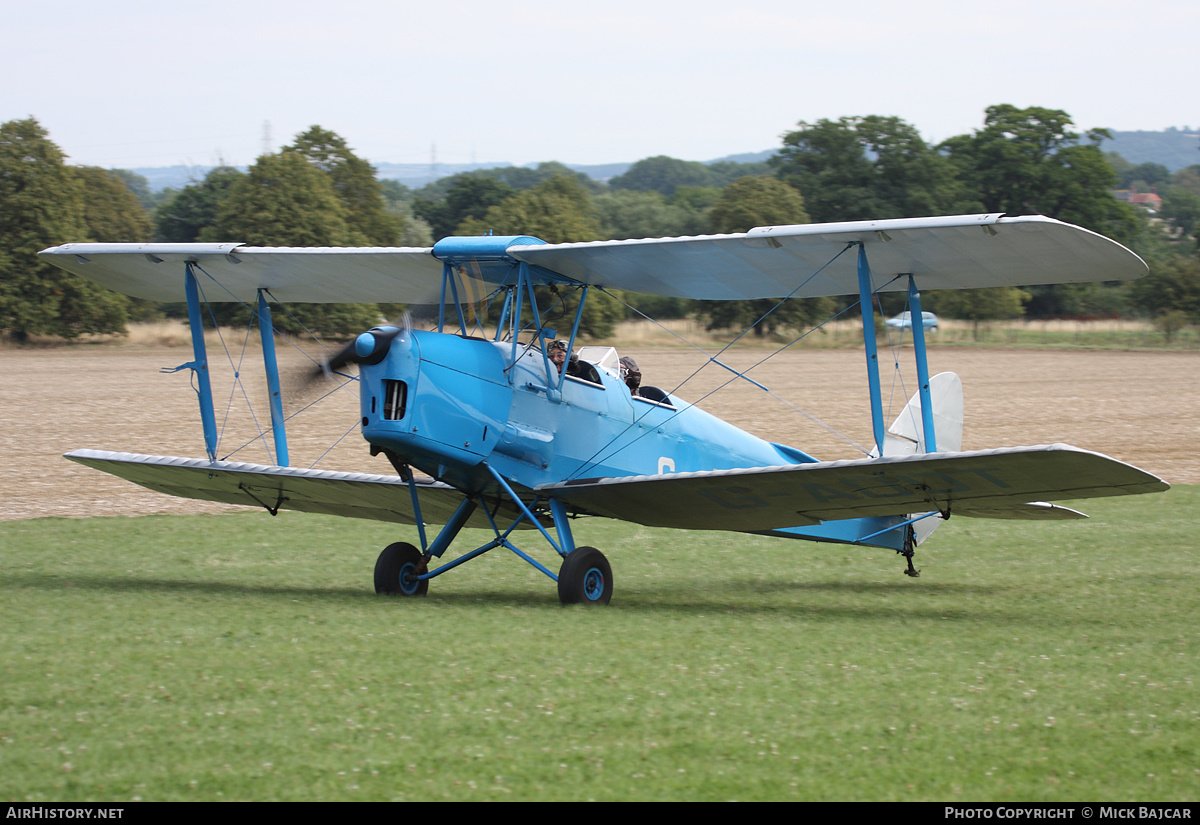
[557,546,613,605]
[374,541,429,596]
[900,525,920,578]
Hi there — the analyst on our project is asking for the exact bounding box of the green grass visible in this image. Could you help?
[2,488,1197,801]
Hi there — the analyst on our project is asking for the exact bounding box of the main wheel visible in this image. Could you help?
[557,546,612,605]
[374,542,428,596]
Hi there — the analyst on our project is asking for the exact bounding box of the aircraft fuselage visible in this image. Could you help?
[358,329,815,497]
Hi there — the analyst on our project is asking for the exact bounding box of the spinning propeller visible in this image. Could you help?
[313,312,413,380]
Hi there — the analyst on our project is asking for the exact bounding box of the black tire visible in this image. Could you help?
[374,542,428,596]
[557,546,612,605]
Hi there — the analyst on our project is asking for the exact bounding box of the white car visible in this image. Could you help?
[885,311,939,332]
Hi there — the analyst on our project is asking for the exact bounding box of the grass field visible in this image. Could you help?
[2,487,1196,801]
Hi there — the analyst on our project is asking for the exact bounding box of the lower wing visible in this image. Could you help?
[64,449,503,528]
[538,444,1169,532]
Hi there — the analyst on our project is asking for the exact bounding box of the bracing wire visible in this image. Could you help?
[189,276,272,462]
[187,266,361,467]
[566,244,866,478]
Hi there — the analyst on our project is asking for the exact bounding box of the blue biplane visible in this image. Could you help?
[40,213,1169,604]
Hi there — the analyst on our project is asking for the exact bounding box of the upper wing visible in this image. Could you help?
[64,449,510,528]
[39,214,1146,303]
[509,213,1148,299]
[37,244,443,303]
[537,444,1168,532]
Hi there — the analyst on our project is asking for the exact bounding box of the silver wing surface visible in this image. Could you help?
[40,214,1147,303]
[64,449,509,528]
[537,444,1169,532]
[38,245,443,303]
[510,214,1148,300]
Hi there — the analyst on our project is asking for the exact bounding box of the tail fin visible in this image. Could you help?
[876,372,964,545]
[877,372,963,458]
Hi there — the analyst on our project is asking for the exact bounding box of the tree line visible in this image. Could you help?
[2,106,1198,343]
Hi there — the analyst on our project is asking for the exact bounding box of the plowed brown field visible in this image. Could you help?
[2,345,1195,521]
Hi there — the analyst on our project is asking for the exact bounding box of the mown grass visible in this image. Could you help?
[1,488,1197,801]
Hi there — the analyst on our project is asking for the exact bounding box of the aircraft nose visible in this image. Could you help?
[355,330,380,359]
[353,326,402,366]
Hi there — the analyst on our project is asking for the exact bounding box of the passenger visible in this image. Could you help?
[567,351,583,378]
[619,356,642,396]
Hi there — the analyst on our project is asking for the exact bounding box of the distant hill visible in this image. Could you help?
[122,150,782,192]
[1101,128,1199,171]
[132,164,223,192]
[117,131,1200,194]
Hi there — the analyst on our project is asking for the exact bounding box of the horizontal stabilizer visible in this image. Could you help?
[64,449,504,528]
[953,501,1089,520]
[539,444,1167,533]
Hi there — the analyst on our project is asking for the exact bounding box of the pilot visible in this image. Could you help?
[548,339,568,372]
[619,356,642,396]
[550,340,587,378]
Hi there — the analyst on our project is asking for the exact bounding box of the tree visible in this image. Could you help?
[1128,255,1200,324]
[413,174,517,239]
[74,166,158,323]
[772,115,974,223]
[108,169,159,211]
[282,126,402,245]
[378,180,434,246]
[454,175,624,336]
[1117,161,1171,191]
[940,105,1137,243]
[1161,189,1200,242]
[705,159,772,187]
[476,161,597,193]
[708,175,809,233]
[74,166,153,243]
[925,287,1029,341]
[0,118,128,339]
[206,151,379,336]
[667,186,723,235]
[154,166,244,242]
[210,151,353,246]
[938,105,1141,320]
[608,156,714,197]
[702,176,833,336]
[593,189,693,240]
[456,174,602,243]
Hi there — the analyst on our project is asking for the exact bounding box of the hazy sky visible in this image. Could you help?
[5,0,1196,171]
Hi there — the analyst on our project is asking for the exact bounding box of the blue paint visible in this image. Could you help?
[764,515,909,551]
[549,498,575,557]
[256,291,288,466]
[425,497,478,559]
[857,244,885,455]
[907,276,937,453]
[184,264,218,462]
[360,331,819,496]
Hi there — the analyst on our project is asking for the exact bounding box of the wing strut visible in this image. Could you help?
[859,248,939,457]
[857,244,886,455]
[256,290,289,466]
[165,265,294,466]
[184,263,218,462]
[907,274,938,453]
